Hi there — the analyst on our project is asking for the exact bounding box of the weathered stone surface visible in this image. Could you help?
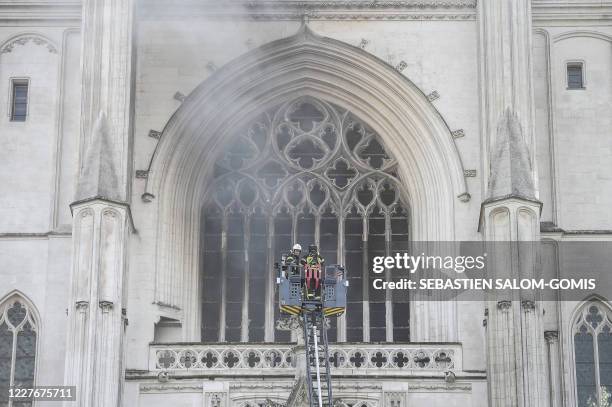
[75,112,122,202]
[487,108,536,200]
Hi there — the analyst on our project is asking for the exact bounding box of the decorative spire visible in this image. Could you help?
[75,111,122,202]
[487,108,536,200]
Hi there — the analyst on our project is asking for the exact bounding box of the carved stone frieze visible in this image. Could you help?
[139,0,477,20]
[408,383,472,392]
[242,1,476,9]
[139,383,204,393]
[1,35,58,54]
[230,383,293,390]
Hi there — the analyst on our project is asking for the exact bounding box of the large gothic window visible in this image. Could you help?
[201,97,410,343]
[0,296,38,407]
[574,301,612,407]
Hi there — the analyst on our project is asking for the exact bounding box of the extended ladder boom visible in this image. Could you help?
[303,311,332,407]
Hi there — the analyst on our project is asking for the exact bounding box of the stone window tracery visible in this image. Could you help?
[574,301,612,407]
[201,97,410,343]
[0,295,38,407]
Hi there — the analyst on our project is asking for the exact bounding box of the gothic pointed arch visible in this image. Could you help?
[0,290,40,402]
[570,296,612,407]
[143,25,467,341]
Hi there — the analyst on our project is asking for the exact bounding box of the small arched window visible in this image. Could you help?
[200,97,411,343]
[0,294,38,407]
[574,301,612,407]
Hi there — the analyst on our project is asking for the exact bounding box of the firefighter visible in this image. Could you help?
[284,244,302,277]
[302,245,324,299]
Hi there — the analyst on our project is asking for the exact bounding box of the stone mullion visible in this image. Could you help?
[218,213,228,342]
[361,215,370,343]
[241,213,251,343]
[291,210,298,247]
[594,323,602,405]
[8,326,17,392]
[384,211,393,342]
[264,216,275,342]
[314,213,320,248]
[336,212,346,342]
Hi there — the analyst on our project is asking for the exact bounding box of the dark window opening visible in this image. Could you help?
[200,97,410,344]
[0,299,38,406]
[567,63,584,89]
[574,303,612,407]
[11,80,29,122]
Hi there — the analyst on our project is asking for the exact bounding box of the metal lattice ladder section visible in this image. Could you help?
[303,311,333,407]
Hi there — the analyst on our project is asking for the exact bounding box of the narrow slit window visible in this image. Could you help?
[10,80,29,122]
[567,63,584,89]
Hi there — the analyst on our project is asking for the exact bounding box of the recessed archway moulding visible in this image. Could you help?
[143,25,468,341]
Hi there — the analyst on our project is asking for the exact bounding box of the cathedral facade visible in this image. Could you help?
[0,1,611,406]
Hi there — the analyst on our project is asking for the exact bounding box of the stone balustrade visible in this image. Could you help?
[149,343,461,376]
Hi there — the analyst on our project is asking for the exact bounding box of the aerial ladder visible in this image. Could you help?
[276,252,348,407]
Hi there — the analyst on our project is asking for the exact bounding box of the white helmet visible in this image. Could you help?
[292,244,302,252]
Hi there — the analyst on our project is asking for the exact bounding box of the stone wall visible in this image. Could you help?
[0,1,611,406]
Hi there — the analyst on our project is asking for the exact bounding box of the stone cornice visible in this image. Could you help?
[138,0,476,20]
[3,1,611,23]
[532,0,612,23]
[242,0,476,8]
[70,197,136,233]
[0,1,81,22]
[480,194,543,209]
[0,231,72,239]
[477,194,543,233]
